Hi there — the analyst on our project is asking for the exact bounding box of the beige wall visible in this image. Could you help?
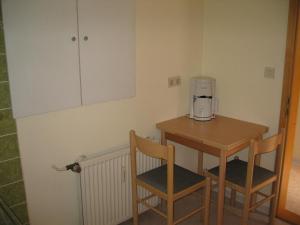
[14,0,289,225]
[16,1,203,225]
[201,0,289,169]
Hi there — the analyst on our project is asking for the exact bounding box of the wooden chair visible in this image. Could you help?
[207,130,284,225]
[130,130,211,225]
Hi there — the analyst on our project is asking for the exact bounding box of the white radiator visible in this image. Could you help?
[79,145,160,225]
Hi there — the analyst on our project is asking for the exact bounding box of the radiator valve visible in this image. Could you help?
[52,162,81,173]
[66,162,81,173]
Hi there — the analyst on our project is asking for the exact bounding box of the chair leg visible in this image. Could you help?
[160,198,166,211]
[230,189,236,206]
[241,193,251,225]
[167,199,174,225]
[204,177,211,225]
[250,194,257,213]
[269,198,276,225]
[269,182,279,225]
[230,158,238,206]
[132,185,139,225]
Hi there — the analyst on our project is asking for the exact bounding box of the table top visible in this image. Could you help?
[156,115,269,151]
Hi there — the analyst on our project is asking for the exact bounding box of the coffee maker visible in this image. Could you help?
[189,76,217,121]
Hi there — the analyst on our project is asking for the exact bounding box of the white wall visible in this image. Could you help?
[201,0,289,169]
[15,1,203,225]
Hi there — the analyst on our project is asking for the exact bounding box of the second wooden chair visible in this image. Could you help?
[207,130,284,225]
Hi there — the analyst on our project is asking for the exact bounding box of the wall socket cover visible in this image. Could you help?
[264,66,275,79]
[168,76,181,87]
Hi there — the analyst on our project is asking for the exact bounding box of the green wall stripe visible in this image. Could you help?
[0,2,29,224]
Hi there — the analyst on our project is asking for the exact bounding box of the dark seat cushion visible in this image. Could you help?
[208,159,275,187]
[137,164,205,193]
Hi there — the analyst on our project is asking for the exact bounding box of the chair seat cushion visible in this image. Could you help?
[208,159,275,187]
[137,164,205,193]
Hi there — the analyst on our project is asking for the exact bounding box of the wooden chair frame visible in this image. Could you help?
[130,130,211,225]
[208,130,284,225]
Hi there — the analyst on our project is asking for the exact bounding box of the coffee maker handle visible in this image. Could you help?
[212,97,218,118]
[189,96,195,119]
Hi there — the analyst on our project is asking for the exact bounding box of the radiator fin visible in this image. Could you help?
[80,148,160,225]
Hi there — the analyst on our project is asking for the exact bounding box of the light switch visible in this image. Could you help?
[264,66,275,79]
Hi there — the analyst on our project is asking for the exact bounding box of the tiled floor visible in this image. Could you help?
[120,191,291,225]
[286,160,300,215]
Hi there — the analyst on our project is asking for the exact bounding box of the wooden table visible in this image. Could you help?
[156,115,268,225]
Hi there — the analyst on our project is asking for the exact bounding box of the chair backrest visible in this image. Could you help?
[253,131,284,155]
[245,129,285,190]
[130,130,171,160]
[130,130,175,196]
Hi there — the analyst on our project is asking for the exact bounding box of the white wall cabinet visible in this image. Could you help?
[78,0,136,105]
[2,0,135,118]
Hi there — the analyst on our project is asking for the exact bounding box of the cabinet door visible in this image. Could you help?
[2,0,82,118]
[78,0,136,105]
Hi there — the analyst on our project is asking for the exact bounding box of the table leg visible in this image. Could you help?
[160,131,167,166]
[254,134,263,167]
[160,131,167,209]
[217,152,226,225]
[198,151,204,218]
[198,151,203,175]
[252,135,263,209]
[254,135,263,167]
[161,131,167,145]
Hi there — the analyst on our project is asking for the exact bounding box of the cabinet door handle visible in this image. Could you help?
[84,36,88,41]
[71,36,77,42]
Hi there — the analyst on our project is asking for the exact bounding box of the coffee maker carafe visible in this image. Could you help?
[189,76,217,121]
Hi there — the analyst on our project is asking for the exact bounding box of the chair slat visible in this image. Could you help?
[132,131,170,160]
[255,132,283,155]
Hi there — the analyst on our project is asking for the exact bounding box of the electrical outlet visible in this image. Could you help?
[168,77,175,87]
[175,76,181,86]
[264,66,275,79]
[168,76,181,88]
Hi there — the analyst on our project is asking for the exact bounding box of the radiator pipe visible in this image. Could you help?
[66,162,81,173]
[52,155,87,173]
[52,162,81,173]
